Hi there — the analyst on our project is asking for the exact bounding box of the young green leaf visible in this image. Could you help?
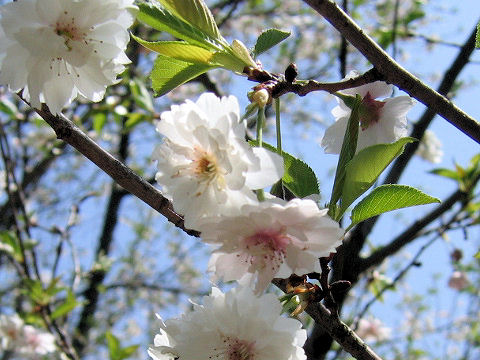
[129,78,154,113]
[157,0,222,41]
[340,137,416,215]
[348,184,440,229]
[253,29,291,58]
[137,3,222,51]
[150,55,215,97]
[106,331,139,360]
[250,141,320,198]
[430,168,461,182]
[133,36,215,64]
[51,289,81,320]
[0,230,23,262]
[329,95,361,216]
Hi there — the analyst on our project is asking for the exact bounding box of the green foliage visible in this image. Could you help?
[0,230,24,262]
[329,95,361,218]
[129,78,154,113]
[156,0,221,40]
[348,185,440,230]
[132,37,215,65]
[431,153,480,192]
[250,141,320,199]
[93,112,108,134]
[253,29,291,58]
[51,289,81,320]
[137,3,223,50]
[106,331,139,360]
[22,278,63,306]
[340,137,417,216]
[367,271,393,301]
[149,54,215,97]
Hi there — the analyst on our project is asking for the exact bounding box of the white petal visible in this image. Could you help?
[245,147,284,189]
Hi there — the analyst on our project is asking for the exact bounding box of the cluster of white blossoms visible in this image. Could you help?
[0,0,137,114]
[0,313,56,358]
[152,93,344,290]
[151,92,345,360]
[321,70,415,154]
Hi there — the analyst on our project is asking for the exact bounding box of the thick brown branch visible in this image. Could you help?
[302,0,480,144]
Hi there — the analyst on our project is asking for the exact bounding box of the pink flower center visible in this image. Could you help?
[242,228,290,272]
[359,92,385,130]
[210,336,256,360]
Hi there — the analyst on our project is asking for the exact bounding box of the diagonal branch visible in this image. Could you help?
[302,0,480,144]
[34,103,199,238]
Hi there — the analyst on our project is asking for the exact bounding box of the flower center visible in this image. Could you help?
[242,228,290,271]
[54,12,86,51]
[358,92,385,130]
[191,147,226,191]
[210,336,256,360]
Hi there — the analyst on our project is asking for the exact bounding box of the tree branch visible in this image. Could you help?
[302,0,480,144]
[273,279,383,360]
[33,104,199,237]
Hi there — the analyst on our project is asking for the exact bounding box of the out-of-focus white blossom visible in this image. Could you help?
[416,130,443,163]
[153,93,283,229]
[0,0,137,114]
[355,317,391,343]
[0,313,56,357]
[148,286,307,360]
[321,71,415,154]
[448,271,470,291]
[197,198,343,294]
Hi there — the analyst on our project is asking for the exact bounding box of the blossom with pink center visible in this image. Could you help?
[197,198,343,293]
[153,93,283,229]
[148,286,307,360]
[448,271,470,291]
[321,70,415,154]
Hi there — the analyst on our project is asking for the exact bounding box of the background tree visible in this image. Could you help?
[0,0,479,360]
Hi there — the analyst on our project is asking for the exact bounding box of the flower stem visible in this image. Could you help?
[275,98,282,155]
[256,107,266,201]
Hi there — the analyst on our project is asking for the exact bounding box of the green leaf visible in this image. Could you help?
[124,113,149,132]
[157,0,222,40]
[137,3,223,51]
[340,137,417,215]
[476,21,480,48]
[51,290,81,320]
[348,184,440,229]
[430,168,461,182]
[132,36,215,64]
[329,95,361,217]
[106,331,139,360]
[93,112,107,134]
[0,230,23,262]
[250,141,320,198]
[253,28,291,57]
[129,78,154,113]
[150,54,216,97]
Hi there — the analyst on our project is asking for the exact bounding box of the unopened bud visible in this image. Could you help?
[251,89,270,108]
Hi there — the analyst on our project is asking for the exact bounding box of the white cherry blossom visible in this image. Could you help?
[153,93,283,229]
[0,313,56,357]
[355,317,391,343]
[197,198,343,293]
[0,0,136,114]
[148,286,307,360]
[416,130,443,163]
[321,71,415,154]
